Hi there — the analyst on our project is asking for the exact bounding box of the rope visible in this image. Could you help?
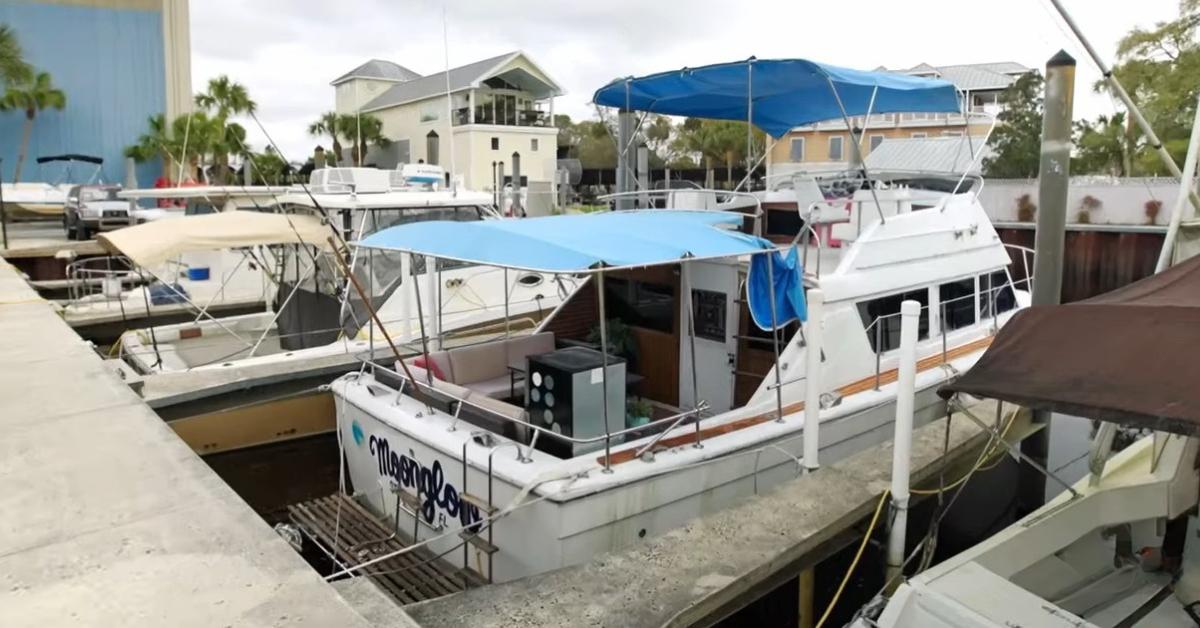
[910,407,1018,495]
[815,489,890,628]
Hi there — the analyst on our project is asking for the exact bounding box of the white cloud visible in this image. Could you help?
[190,0,1183,162]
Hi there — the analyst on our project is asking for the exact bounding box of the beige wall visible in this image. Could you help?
[162,0,191,120]
[769,121,993,165]
[334,79,397,113]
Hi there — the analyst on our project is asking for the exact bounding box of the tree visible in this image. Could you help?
[124,113,179,180]
[0,24,31,87]
[982,71,1044,179]
[1,71,66,182]
[308,111,344,166]
[194,76,256,182]
[1080,0,1200,175]
[1073,113,1131,176]
[246,145,290,185]
[336,112,389,166]
[672,118,764,183]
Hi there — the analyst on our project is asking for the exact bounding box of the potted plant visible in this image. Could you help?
[626,397,653,429]
[588,318,638,369]
[1016,194,1037,222]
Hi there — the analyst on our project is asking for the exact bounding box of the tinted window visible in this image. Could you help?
[858,288,929,352]
[939,278,976,331]
[979,271,1016,318]
[605,277,673,334]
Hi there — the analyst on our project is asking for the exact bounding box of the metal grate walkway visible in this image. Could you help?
[288,494,481,605]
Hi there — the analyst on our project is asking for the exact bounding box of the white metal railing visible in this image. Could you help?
[597,189,765,237]
[363,359,710,472]
[861,267,1033,391]
[65,255,145,303]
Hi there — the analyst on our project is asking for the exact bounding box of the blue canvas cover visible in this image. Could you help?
[747,247,806,330]
[593,58,961,138]
[356,210,774,273]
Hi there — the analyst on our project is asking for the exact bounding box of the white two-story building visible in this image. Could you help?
[332,51,563,199]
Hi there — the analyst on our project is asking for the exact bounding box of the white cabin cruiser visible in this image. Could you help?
[1,154,104,219]
[118,166,573,376]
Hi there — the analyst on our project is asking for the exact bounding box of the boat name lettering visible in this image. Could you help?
[369,435,482,530]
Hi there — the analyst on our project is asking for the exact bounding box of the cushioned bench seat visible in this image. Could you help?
[404,332,555,400]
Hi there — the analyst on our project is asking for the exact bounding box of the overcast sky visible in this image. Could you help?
[191,0,1183,162]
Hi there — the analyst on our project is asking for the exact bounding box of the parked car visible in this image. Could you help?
[63,184,135,240]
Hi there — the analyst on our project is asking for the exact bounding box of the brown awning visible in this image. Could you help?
[940,254,1200,435]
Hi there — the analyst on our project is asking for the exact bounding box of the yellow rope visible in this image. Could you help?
[910,408,1018,495]
[815,489,890,628]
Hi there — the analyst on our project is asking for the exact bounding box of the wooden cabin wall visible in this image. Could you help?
[996,228,1162,302]
[541,268,681,408]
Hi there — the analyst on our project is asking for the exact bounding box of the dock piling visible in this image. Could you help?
[886,299,920,587]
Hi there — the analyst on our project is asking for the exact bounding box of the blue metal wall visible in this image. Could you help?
[0,2,165,187]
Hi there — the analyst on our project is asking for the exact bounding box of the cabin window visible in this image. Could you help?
[828,136,844,161]
[858,289,930,352]
[939,278,976,331]
[789,138,805,162]
[604,277,674,334]
[979,271,1016,318]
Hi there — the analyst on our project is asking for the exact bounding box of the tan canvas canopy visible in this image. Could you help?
[97,211,335,268]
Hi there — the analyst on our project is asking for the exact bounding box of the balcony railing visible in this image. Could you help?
[453,106,551,127]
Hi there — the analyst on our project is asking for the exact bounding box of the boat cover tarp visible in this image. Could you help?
[356,210,775,273]
[940,254,1200,435]
[592,58,961,138]
[97,210,334,268]
[747,246,806,330]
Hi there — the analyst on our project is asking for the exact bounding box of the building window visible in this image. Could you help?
[939,278,976,331]
[531,138,539,151]
[869,135,884,152]
[491,137,499,150]
[942,130,963,137]
[911,132,927,139]
[828,136,844,161]
[789,137,805,162]
[426,131,439,166]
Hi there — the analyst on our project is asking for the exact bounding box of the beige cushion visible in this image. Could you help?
[466,374,519,399]
[448,332,555,386]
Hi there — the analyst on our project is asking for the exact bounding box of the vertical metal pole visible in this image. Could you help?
[368,248,375,358]
[885,299,920,588]
[503,267,511,338]
[597,271,613,472]
[412,255,434,390]
[1156,91,1200,272]
[1022,50,1076,515]
[511,151,522,216]
[636,144,650,208]
[873,322,882,390]
[940,301,948,363]
[763,250,785,423]
[682,261,702,448]
[803,289,824,472]
[616,82,635,211]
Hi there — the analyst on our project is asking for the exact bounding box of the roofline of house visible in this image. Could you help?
[359,50,566,113]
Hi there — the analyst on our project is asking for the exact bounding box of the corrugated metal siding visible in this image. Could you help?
[0,2,165,186]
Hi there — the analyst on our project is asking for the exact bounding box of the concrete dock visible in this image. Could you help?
[406,400,1027,628]
[0,258,394,627]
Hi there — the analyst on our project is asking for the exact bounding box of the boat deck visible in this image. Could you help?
[0,257,383,627]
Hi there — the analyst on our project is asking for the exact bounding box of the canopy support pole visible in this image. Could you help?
[681,260,703,447]
[147,266,255,348]
[745,60,755,188]
[597,271,614,472]
[136,268,163,369]
[190,250,248,324]
[412,256,435,391]
[803,289,824,471]
[329,240,431,407]
[246,262,315,359]
[763,249,785,423]
[826,78,885,224]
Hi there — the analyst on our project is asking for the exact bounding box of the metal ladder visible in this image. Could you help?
[457,440,500,585]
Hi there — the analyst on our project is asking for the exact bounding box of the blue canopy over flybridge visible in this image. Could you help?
[356,210,775,273]
[592,58,961,138]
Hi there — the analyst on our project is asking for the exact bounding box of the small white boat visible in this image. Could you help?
[1,154,104,219]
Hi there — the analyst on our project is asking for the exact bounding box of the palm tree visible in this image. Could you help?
[1,71,66,182]
[308,111,344,166]
[124,113,180,180]
[337,112,389,165]
[194,76,256,183]
[0,24,31,87]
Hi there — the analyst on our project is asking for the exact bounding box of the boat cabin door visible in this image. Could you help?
[679,261,738,414]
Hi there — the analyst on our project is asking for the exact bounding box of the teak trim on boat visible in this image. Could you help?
[598,335,995,466]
